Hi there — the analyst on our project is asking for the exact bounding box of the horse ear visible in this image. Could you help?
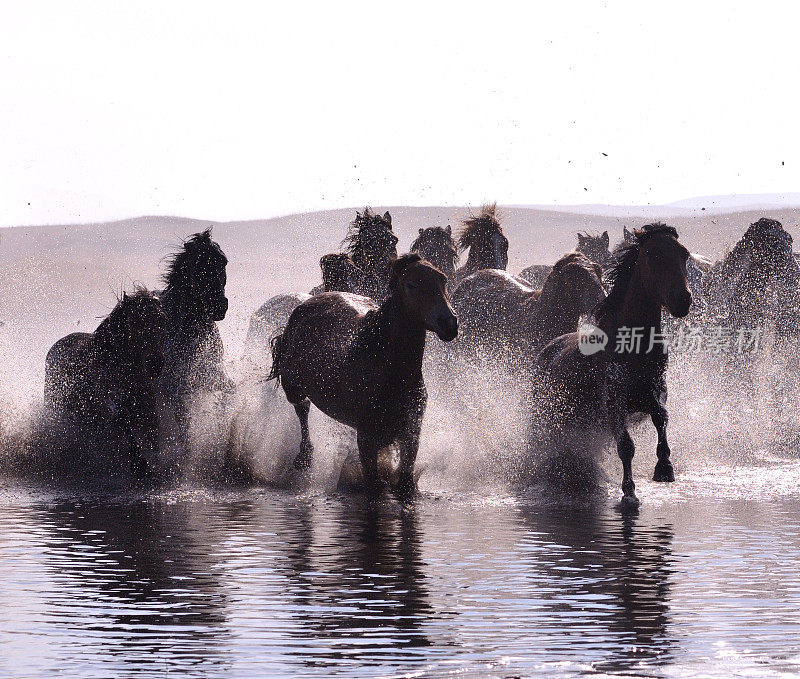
[419,228,424,235]
[602,231,609,247]
[446,225,452,235]
[383,211,392,224]
[577,233,586,244]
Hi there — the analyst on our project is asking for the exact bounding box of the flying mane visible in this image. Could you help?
[342,208,394,262]
[593,222,679,327]
[161,228,227,301]
[457,203,502,251]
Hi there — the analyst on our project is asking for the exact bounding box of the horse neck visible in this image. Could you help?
[162,287,213,334]
[369,294,427,370]
[602,268,664,368]
[465,240,499,274]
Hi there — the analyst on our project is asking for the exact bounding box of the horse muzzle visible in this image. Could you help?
[669,291,693,318]
[434,312,459,342]
[213,297,229,321]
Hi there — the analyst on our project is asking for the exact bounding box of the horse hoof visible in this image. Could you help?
[620,494,640,510]
[395,474,418,499]
[365,479,389,495]
[652,461,675,482]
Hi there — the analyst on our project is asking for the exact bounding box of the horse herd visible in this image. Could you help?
[39,207,800,506]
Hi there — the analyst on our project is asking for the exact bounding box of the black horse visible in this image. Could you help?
[342,208,399,301]
[158,229,231,433]
[44,287,167,476]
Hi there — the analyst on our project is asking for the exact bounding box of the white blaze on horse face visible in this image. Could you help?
[578,323,608,356]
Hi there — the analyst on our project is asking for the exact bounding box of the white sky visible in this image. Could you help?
[1,1,799,226]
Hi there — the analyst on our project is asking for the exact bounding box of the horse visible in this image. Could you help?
[410,225,459,288]
[623,225,712,316]
[454,204,508,283]
[310,253,362,295]
[536,223,692,507]
[342,207,399,301]
[702,217,799,332]
[519,231,612,289]
[158,229,231,431]
[246,254,361,372]
[451,251,605,364]
[44,287,167,476]
[268,254,458,495]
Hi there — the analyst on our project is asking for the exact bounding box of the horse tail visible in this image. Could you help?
[267,329,285,386]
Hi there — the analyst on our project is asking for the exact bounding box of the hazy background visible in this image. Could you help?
[1,1,800,226]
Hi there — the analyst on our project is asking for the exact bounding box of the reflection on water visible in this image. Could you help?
[1,485,800,677]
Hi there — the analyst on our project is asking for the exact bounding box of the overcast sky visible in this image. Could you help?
[1,1,798,226]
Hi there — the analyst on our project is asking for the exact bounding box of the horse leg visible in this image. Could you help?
[611,414,639,507]
[651,399,675,482]
[356,431,385,493]
[396,387,427,497]
[292,400,314,470]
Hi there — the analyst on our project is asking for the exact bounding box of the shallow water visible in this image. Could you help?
[2,467,800,678]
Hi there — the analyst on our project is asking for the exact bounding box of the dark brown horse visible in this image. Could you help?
[269,254,458,495]
[452,251,605,361]
[536,224,691,507]
[410,225,459,287]
[44,287,167,476]
[158,229,231,432]
[310,253,362,296]
[342,207,399,301]
[454,204,508,282]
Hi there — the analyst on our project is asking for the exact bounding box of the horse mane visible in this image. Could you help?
[161,228,227,299]
[94,286,158,350]
[457,203,502,251]
[411,226,458,269]
[342,207,394,255]
[593,222,679,325]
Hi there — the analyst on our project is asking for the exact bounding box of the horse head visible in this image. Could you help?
[634,225,692,318]
[577,231,612,269]
[390,254,458,341]
[163,228,229,322]
[343,208,399,277]
[458,204,508,271]
[319,253,360,293]
[410,225,458,282]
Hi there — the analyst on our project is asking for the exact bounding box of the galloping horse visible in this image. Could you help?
[519,231,612,289]
[410,226,458,287]
[44,288,167,476]
[269,254,458,495]
[452,252,605,363]
[537,224,692,507]
[342,207,399,301]
[158,229,231,431]
[454,204,508,283]
[246,254,360,371]
[703,217,799,332]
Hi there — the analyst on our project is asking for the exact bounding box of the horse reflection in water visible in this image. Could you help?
[516,503,675,672]
[273,496,440,668]
[39,499,229,673]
